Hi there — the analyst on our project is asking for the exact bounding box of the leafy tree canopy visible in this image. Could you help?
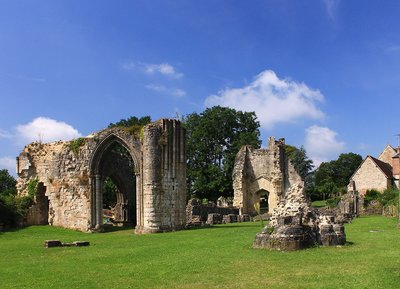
[285,145,314,196]
[185,106,261,201]
[0,169,17,197]
[108,116,151,128]
[314,152,362,199]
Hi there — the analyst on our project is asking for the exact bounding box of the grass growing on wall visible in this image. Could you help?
[0,216,399,289]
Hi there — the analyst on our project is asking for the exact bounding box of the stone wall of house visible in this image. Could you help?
[378,145,396,165]
[16,119,187,233]
[233,137,302,215]
[350,157,390,195]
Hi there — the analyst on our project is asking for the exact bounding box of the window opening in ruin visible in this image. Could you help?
[258,189,270,214]
[36,182,49,224]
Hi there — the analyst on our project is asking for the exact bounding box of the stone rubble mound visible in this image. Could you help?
[253,182,346,251]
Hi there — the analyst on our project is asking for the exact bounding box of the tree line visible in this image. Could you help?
[0,106,364,226]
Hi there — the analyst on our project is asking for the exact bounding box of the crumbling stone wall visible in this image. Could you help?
[16,119,186,233]
[253,182,346,251]
[185,198,239,226]
[233,137,302,215]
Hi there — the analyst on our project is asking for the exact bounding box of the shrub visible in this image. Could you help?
[326,196,341,208]
[378,187,399,207]
[364,189,381,206]
[67,138,86,154]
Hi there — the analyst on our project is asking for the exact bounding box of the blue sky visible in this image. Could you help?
[1,0,400,175]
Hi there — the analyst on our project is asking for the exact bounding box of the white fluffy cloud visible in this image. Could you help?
[145,84,186,98]
[205,70,325,129]
[16,117,82,143]
[305,125,345,166]
[0,156,16,175]
[123,61,183,79]
[144,63,183,79]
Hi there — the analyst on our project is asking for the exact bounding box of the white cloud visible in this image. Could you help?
[122,61,183,79]
[0,129,12,139]
[323,0,339,20]
[205,70,325,129]
[305,125,345,167]
[0,156,16,175]
[16,117,82,144]
[145,84,186,98]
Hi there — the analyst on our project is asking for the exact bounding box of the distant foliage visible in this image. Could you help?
[103,177,117,209]
[108,116,151,138]
[313,152,363,200]
[364,189,381,206]
[109,116,151,128]
[285,145,314,196]
[184,106,261,201]
[0,169,17,197]
[0,170,19,227]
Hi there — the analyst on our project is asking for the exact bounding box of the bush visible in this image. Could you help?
[364,189,381,206]
[378,187,399,207]
[326,196,341,208]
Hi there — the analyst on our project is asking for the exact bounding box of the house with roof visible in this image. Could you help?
[348,145,400,195]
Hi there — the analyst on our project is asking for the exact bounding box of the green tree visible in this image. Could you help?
[185,106,261,201]
[109,115,152,137]
[285,145,315,196]
[0,169,18,226]
[0,169,17,197]
[108,116,151,128]
[314,152,362,200]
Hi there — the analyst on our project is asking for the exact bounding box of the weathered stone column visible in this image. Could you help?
[95,174,102,229]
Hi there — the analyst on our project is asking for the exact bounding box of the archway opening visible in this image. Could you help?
[35,182,49,224]
[91,138,137,230]
[257,189,270,214]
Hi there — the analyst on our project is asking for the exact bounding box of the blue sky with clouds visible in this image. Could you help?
[1,0,400,175]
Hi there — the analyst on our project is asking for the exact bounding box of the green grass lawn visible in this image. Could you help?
[312,200,327,208]
[0,216,399,289]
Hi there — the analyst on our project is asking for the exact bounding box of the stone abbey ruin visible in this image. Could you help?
[16,119,187,233]
[232,137,346,250]
[16,119,346,250]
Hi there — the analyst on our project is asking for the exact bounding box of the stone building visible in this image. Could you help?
[16,119,187,233]
[232,137,302,215]
[348,145,400,195]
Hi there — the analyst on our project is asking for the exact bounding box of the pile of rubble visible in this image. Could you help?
[253,182,346,251]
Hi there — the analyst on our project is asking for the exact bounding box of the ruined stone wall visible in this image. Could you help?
[253,182,346,251]
[233,137,302,215]
[16,119,186,234]
[350,157,390,195]
[135,119,187,234]
[17,141,92,230]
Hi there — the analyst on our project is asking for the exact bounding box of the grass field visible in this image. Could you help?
[0,216,399,289]
[312,200,328,208]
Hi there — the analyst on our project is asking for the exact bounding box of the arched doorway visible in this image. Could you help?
[90,135,138,231]
[256,189,270,214]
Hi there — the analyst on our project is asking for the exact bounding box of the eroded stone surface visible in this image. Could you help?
[253,182,346,251]
[17,119,186,234]
[233,137,302,215]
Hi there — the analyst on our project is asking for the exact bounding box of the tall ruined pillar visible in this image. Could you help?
[135,119,186,234]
